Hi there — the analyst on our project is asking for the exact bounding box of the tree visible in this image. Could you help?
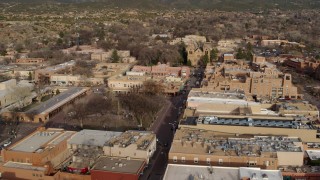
[200,54,209,65]
[97,40,113,51]
[178,42,188,65]
[9,85,32,110]
[141,80,164,95]
[119,93,164,128]
[64,94,113,129]
[110,50,120,63]
[0,43,7,56]
[236,48,245,59]
[14,43,24,53]
[210,48,218,62]
[56,89,60,95]
[187,60,192,66]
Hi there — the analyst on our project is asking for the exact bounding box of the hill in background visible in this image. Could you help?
[0,0,320,11]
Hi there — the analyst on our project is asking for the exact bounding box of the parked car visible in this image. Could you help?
[3,141,11,147]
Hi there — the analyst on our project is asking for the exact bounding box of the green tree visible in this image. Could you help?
[201,54,209,65]
[246,42,253,51]
[178,42,188,65]
[210,48,218,62]
[110,50,120,63]
[236,48,245,59]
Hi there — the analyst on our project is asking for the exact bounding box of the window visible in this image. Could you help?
[218,159,223,165]
[194,158,199,163]
[286,76,290,80]
[248,161,256,166]
[173,156,177,163]
[206,158,211,164]
[181,157,185,163]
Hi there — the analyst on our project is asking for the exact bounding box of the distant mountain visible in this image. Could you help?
[1,0,320,10]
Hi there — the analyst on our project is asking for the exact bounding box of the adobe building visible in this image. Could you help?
[104,131,157,163]
[276,102,319,118]
[34,60,75,83]
[284,58,320,73]
[202,61,301,99]
[15,58,44,65]
[68,129,122,151]
[108,64,189,95]
[185,90,268,117]
[185,90,319,118]
[186,42,213,66]
[1,127,75,167]
[131,63,190,78]
[93,62,133,79]
[168,128,304,170]
[261,40,289,47]
[179,116,320,143]
[223,53,234,61]
[217,39,242,53]
[169,35,206,46]
[91,50,136,63]
[91,156,146,180]
[0,161,53,180]
[164,164,283,180]
[107,74,150,94]
[2,87,88,123]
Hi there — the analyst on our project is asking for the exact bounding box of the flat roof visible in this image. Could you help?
[306,150,320,160]
[40,60,75,73]
[106,131,155,150]
[92,156,145,174]
[278,102,319,111]
[26,87,87,115]
[10,129,74,153]
[68,130,122,147]
[239,167,282,180]
[170,129,302,156]
[163,164,239,180]
[3,162,46,172]
[196,116,313,129]
[188,90,246,100]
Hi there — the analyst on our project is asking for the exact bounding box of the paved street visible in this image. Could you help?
[140,67,204,180]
